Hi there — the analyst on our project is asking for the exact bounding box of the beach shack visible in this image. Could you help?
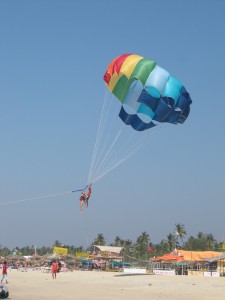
[203,252,225,277]
[89,245,124,271]
[152,249,223,276]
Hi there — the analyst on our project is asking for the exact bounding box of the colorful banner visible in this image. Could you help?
[222,242,225,250]
[53,246,68,255]
[76,252,89,258]
[100,251,110,257]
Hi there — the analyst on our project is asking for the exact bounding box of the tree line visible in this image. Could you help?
[0,223,223,260]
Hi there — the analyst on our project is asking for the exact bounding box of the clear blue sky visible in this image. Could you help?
[0,0,225,249]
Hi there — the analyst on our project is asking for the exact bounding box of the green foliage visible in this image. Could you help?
[184,232,217,251]
[0,226,222,258]
[92,233,106,246]
[134,232,150,259]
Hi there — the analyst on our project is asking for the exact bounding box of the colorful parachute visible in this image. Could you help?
[103,54,192,131]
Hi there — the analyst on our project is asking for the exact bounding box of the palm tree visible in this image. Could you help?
[54,240,62,246]
[113,236,123,247]
[161,239,170,254]
[123,239,133,256]
[135,232,150,258]
[197,232,204,239]
[93,233,106,245]
[167,233,176,251]
[206,233,216,250]
[175,223,187,246]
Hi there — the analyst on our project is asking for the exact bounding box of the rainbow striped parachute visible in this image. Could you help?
[103,54,192,131]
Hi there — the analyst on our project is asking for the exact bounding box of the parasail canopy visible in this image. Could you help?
[104,54,192,131]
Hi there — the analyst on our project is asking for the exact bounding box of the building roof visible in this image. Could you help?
[171,250,223,261]
[93,245,124,254]
[154,249,223,262]
[205,252,225,262]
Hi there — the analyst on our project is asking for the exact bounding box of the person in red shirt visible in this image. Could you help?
[51,260,58,279]
[1,261,8,284]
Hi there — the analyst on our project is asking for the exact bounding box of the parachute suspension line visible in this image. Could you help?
[89,119,147,184]
[88,100,118,183]
[91,142,142,184]
[0,191,72,207]
[87,88,110,184]
[91,126,153,184]
[89,130,122,184]
[87,88,120,185]
[87,76,162,185]
[87,87,161,185]
[92,121,162,184]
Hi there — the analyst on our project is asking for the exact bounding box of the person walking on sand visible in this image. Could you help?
[51,260,58,279]
[1,262,8,284]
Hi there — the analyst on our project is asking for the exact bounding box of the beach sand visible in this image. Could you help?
[6,269,225,300]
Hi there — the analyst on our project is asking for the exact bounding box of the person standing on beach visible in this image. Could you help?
[51,260,58,279]
[1,262,8,284]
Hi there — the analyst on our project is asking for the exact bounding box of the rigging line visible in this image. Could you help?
[88,80,162,184]
[88,90,118,182]
[90,119,153,184]
[0,191,72,207]
[91,145,141,184]
[89,94,117,183]
[92,135,144,182]
[88,90,115,184]
[93,127,148,182]
[88,130,121,184]
[89,147,117,184]
[88,88,109,184]
[89,89,126,181]
[91,132,143,184]
[91,116,161,184]
[90,101,128,183]
[91,134,144,183]
[91,125,161,184]
[91,91,115,171]
[89,126,122,183]
[89,127,115,183]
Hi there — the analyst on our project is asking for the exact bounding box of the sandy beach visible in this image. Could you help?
[5,269,225,300]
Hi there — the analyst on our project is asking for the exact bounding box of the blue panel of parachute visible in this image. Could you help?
[119,80,192,131]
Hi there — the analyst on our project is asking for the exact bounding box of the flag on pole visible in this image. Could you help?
[147,247,154,253]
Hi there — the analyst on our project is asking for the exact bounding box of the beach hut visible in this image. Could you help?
[89,246,124,271]
[153,250,223,276]
[203,252,225,276]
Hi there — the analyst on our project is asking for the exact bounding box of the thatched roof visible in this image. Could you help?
[6,254,26,260]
